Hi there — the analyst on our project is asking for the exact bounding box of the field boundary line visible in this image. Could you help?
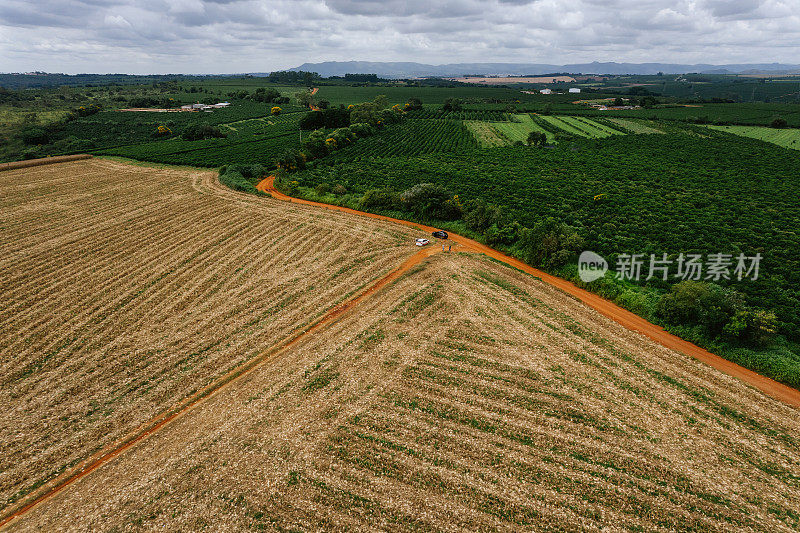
[0,244,438,529]
[257,175,800,410]
[0,154,92,172]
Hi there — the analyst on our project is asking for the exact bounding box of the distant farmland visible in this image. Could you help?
[448,75,576,84]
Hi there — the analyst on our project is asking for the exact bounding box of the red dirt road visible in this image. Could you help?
[257,176,800,409]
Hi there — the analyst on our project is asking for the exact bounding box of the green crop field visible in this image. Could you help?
[313,85,538,106]
[465,114,630,147]
[97,112,304,167]
[490,114,555,144]
[558,115,625,136]
[324,119,478,160]
[536,115,598,137]
[464,120,509,147]
[607,118,665,134]
[706,124,800,150]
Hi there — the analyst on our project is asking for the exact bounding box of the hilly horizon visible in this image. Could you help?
[288,60,800,78]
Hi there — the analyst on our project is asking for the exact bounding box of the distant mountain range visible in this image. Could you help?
[287,61,800,78]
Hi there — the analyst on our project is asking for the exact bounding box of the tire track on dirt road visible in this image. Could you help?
[257,175,800,410]
[0,238,439,530]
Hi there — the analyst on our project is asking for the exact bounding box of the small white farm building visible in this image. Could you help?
[181,102,232,112]
[569,88,581,93]
[539,88,552,95]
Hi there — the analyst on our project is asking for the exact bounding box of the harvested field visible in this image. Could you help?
[0,159,420,517]
[6,247,800,531]
[3,159,800,532]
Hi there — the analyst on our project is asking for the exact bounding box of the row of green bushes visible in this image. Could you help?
[275,176,782,352]
[275,97,408,170]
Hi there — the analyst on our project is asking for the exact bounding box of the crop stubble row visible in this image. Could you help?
[7,247,800,531]
[0,159,418,513]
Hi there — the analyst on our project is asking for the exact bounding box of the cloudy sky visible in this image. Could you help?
[0,0,798,74]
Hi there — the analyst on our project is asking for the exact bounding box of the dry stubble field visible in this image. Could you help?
[0,158,418,517]
[1,160,800,532]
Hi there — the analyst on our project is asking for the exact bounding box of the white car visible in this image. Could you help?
[415,238,430,246]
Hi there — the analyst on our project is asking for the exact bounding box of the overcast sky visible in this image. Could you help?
[0,0,798,74]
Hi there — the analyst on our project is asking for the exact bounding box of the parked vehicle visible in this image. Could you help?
[415,238,430,246]
[432,231,448,239]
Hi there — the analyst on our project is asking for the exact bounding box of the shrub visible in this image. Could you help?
[656,281,743,337]
[20,127,49,145]
[442,98,463,112]
[328,127,356,147]
[252,88,282,103]
[277,150,306,171]
[517,217,584,269]
[71,104,103,117]
[405,98,422,111]
[182,124,225,141]
[462,198,502,233]
[723,309,778,346]
[770,117,787,129]
[300,107,350,130]
[348,122,374,137]
[359,188,402,211]
[616,289,656,318]
[218,164,266,194]
[379,108,403,125]
[527,131,547,146]
[553,132,577,143]
[485,222,522,247]
[302,129,330,159]
[400,182,461,220]
[219,170,252,192]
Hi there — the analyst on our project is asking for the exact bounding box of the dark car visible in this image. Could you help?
[432,230,448,239]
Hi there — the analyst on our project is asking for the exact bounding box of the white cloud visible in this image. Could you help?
[0,0,797,74]
[103,14,132,28]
